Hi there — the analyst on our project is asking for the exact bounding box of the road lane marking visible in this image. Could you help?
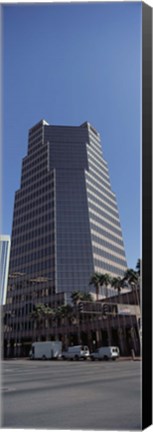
[1,387,16,392]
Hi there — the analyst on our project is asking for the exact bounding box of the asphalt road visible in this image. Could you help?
[1,359,141,430]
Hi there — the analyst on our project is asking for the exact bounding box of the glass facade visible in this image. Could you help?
[8,119,127,301]
[85,125,127,280]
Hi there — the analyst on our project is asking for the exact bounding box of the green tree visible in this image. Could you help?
[30,303,54,331]
[111,276,124,295]
[136,259,141,277]
[123,268,140,305]
[99,273,112,298]
[56,304,73,326]
[81,292,93,302]
[89,273,102,301]
[124,268,138,286]
[71,291,93,304]
[71,291,83,305]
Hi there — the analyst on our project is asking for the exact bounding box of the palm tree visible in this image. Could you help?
[56,304,73,326]
[99,273,112,298]
[71,291,84,344]
[81,292,93,302]
[30,303,54,335]
[123,267,140,307]
[124,268,138,286]
[136,259,141,277]
[71,291,93,304]
[89,273,102,301]
[111,276,123,295]
[71,291,83,305]
[135,259,141,294]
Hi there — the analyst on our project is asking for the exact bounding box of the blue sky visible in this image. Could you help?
[2,2,142,270]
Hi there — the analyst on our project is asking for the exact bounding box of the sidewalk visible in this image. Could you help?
[3,356,142,361]
[119,356,142,361]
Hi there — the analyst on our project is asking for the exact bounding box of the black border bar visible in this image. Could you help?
[142,2,152,429]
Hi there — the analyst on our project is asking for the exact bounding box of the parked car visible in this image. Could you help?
[62,345,90,360]
[90,346,120,361]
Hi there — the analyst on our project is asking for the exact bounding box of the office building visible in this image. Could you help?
[9,120,127,295]
[4,120,128,356]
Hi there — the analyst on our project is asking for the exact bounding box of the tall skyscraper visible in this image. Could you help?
[0,235,10,305]
[9,119,127,300]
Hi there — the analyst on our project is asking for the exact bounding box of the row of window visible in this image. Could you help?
[88,151,110,184]
[10,238,125,271]
[57,271,92,282]
[87,143,108,174]
[89,164,111,191]
[8,274,56,292]
[50,161,87,172]
[7,286,63,301]
[5,321,32,332]
[11,242,55,259]
[7,290,54,309]
[89,125,99,137]
[11,235,55,253]
[86,182,118,215]
[89,131,101,145]
[13,192,54,219]
[11,224,54,246]
[87,180,118,210]
[13,203,54,228]
[89,199,120,234]
[56,228,91,239]
[14,180,54,210]
[94,259,125,277]
[28,131,43,145]
[91,234,125,256]
[92,245,127,267]
[22,143,47,167]
[58,278,91,286]
[57,199,87,208]
[22,154,48,178]
[89,209,122,237]
[10,247,54,267]
[56,251,92,262]
[49,142,87,153]
[21,153,47,181]
[12,213,54,237]
[88,167,112,196]
[56,229,91,240]
[5,316,64,332]
[15,172,53,203]
[89,144,103,161]
[89,156,110,188]
[87,194,121,227]
[57,258,92,267]
[10,260,55,275]
[29,124,43,138]
[45,127,87,143]
[21,168,48,189]
[28,133,42,146]
[23,142,47,167]
[28,140,44,157]
[90,222,124,247]
[56,204,88,215]
[86,173,116,205]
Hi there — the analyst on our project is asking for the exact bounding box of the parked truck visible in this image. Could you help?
[62,345,90,360]
[29,341,62,360]
[90,346,120,361]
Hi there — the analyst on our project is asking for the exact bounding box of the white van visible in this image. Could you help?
[62,345,90,360]
[90,346,120,361]
[29,341,62,360]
